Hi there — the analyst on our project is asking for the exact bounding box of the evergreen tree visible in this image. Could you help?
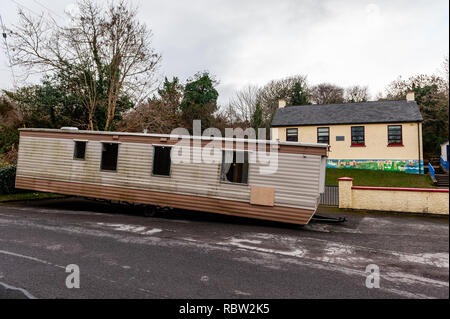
[180,72,219,132]
[288,81,311,106]
[251,103,264,137]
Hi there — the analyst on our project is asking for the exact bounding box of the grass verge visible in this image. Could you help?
[0,192,65,202]
[325,168,435,188]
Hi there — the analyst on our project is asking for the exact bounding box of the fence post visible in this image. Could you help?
[338,177,353,209]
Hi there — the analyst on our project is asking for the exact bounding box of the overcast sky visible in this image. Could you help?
[0,0,448,106]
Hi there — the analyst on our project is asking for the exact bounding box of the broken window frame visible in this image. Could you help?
[100,142,120,171]
[73,140,87,160]
[152,145,172,177]
[220,150,250,185]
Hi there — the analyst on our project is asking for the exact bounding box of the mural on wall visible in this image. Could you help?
[327,159,423,174]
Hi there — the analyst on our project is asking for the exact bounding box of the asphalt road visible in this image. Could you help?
[0,198,448,299]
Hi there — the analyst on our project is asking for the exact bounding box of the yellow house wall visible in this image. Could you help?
[273,122,422,161]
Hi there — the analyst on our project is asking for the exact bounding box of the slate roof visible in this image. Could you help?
[271,100,423,127]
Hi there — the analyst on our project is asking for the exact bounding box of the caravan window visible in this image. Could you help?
[152,146,172,176]
[101,143,119,171]
[73,141,86,160]
[220,151,249,184]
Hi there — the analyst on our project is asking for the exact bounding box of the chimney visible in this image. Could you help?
[406,91,415,102]
[278,99,286,109]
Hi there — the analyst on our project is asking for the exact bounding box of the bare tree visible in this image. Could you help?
[344,85,370,103]
[227,84,260,123]
[120,99,179,134]
[441,55,449,98]
[0,94,22,127]
[385,74,448,99]
[218,103,239,125]
[311,83,344,104]
[374,91,387,101]
[7,0,161,130]
[119,77,183,134]
[384,73,448,154]
[255,75,309,123]
[442,56,449,78]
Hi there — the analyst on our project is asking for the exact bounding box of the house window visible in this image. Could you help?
[388,125,403,146]
[220,150,249,184]
[286,128,298,142]
[101,143,119,171]
[73,141,86,160]
[152,146,172,176]
[317,127,330,144]
[351,126,365,146]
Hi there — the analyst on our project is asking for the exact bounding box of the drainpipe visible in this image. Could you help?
[408,93,422,174]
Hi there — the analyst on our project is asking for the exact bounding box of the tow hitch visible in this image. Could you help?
[311,214,347,223]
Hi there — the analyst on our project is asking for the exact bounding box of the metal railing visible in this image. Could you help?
[428,162,436,180]
[319,185,339,207]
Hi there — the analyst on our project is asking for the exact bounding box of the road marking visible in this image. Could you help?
[0,249,159,297]
[96,223,163,236]
[217,237,307,258]
[218,234,449,297]
[0,250,64,269]
[234,289,251,296]
[393,252,449,268]
[144,228,163,235]
[1,205,447,298]
[0,281,37,299]
[244,232,450,271]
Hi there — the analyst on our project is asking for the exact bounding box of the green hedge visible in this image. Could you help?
[0,124,19,154]
[0,165,18,194]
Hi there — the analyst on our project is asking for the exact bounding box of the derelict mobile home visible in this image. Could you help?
[15,128,328,225]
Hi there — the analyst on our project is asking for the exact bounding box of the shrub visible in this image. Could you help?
[0,124,19,154]
[0,145,18,165]
[0,158,10,169]
[0,165,18,194]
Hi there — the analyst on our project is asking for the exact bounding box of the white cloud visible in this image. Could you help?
[0,0,448,105]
